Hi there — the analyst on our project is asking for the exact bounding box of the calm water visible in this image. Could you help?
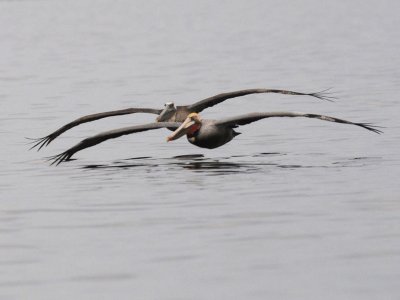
[1,1,400,299]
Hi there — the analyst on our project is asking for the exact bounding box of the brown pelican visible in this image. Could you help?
[29,88,334,150]
[48,112,381,165]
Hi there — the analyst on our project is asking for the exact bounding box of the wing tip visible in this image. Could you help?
[309,88,338,102]
[26,136,53,151]
[357,123,384,134]
[46,151,73,166]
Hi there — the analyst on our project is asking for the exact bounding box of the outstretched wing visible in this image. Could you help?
[29,107,162,151]
[186,88,336,113]
[47,122,181,165]
[215,112,383,134]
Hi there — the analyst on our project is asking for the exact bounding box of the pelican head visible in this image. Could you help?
[156,102,177,122]
[167,113,202,142]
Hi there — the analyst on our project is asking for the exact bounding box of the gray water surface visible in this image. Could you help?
[1,1,400,299]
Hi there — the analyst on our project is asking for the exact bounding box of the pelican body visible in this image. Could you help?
[170,118,240,149]
[48,112,381,165]
[30,88,334,150]
[188,119,240,149]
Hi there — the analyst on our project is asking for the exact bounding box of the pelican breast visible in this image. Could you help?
[187,120,238,149]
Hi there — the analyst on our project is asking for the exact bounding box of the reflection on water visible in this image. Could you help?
[78,152,376,175]
[82,154,264,174]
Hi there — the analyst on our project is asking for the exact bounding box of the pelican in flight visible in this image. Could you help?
[30,88,334,150]
[48,112,381,165]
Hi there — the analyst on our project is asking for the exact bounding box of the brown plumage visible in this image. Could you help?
[29,88,334,150]
[48,111,381,165]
